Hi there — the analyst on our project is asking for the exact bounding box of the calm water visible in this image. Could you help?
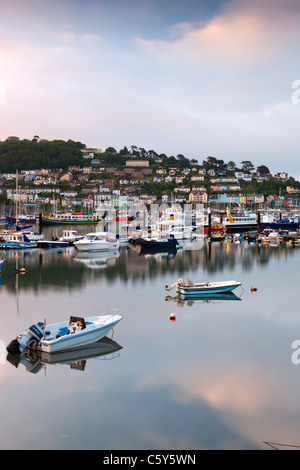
[1,226,300,450]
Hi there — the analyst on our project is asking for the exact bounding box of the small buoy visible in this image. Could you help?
[19,268,26,273]
[250,287,257,292]
[170,313,176,322]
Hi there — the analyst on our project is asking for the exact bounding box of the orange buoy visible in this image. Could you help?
[250,287,257,292]
[170,313,176,322]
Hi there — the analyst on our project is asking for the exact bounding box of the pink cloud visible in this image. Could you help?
[135,0,300,64]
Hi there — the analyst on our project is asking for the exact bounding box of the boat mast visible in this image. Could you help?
[15,170,19,224]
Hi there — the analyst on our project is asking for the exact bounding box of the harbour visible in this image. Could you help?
[1,222,300,450]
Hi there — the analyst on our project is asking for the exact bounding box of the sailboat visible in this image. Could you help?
[5,171,36,227]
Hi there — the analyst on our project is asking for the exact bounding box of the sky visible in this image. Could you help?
[0,0,300,178]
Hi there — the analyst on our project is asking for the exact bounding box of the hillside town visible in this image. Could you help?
[0,142,299,214]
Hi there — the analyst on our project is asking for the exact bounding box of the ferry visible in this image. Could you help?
[42,211,103,226]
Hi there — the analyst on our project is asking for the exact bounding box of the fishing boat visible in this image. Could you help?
[165,278,242,296]
[0,232,37,249]
[59,230,84,244]
[6,311,123,354]
[74,232,120,252]
[207,222,227,240]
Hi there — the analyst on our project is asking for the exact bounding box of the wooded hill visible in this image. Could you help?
[0,137,86,172]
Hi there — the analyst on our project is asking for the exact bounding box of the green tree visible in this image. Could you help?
[257,165,270,174]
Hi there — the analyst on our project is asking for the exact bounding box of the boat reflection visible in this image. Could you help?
[6,336,122,374]
[73,250,120,269]
[139,247,177,258]
[165,291,242,306]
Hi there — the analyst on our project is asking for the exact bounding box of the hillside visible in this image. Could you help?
[0,137,86,172]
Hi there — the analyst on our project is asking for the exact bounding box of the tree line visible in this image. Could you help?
[0,137,86,172]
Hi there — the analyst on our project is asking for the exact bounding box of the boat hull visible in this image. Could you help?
[37,240,69,248]
[177,281,241,297]
[260,222,300,231]
[139,239,178,250]
[74,242,120,252]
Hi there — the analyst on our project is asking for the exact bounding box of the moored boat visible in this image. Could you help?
[37,239,69,248]
[165,278,242,296]
[0,232,37,249]
[139,235,178,250]
[222,207,257,233]
[59,230,84,244]
[6,311,123,354]
[6,214,37,227]
[74,232,120,252]
[42,211,103,225]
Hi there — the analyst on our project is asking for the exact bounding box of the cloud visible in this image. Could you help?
[0,0,299,177]
[135,0,300,65]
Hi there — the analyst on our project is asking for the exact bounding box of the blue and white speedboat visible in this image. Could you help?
[7,311,123,354]
[165,278,241,297]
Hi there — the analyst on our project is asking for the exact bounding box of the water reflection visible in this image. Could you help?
[6,336,122,375]
[1,229,300,450]
[0,239,299,293]
[165,291,242,307]
[73,250,120,269]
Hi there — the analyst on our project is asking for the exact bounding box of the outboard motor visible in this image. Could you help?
[6,323,44,354]
[6,339,21,354]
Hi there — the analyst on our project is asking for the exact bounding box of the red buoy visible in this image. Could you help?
[170,313,176,322]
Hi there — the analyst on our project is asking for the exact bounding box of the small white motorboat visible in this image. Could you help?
[7,311,123,354]
[165,278,242,297]
[74,232,120,252]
